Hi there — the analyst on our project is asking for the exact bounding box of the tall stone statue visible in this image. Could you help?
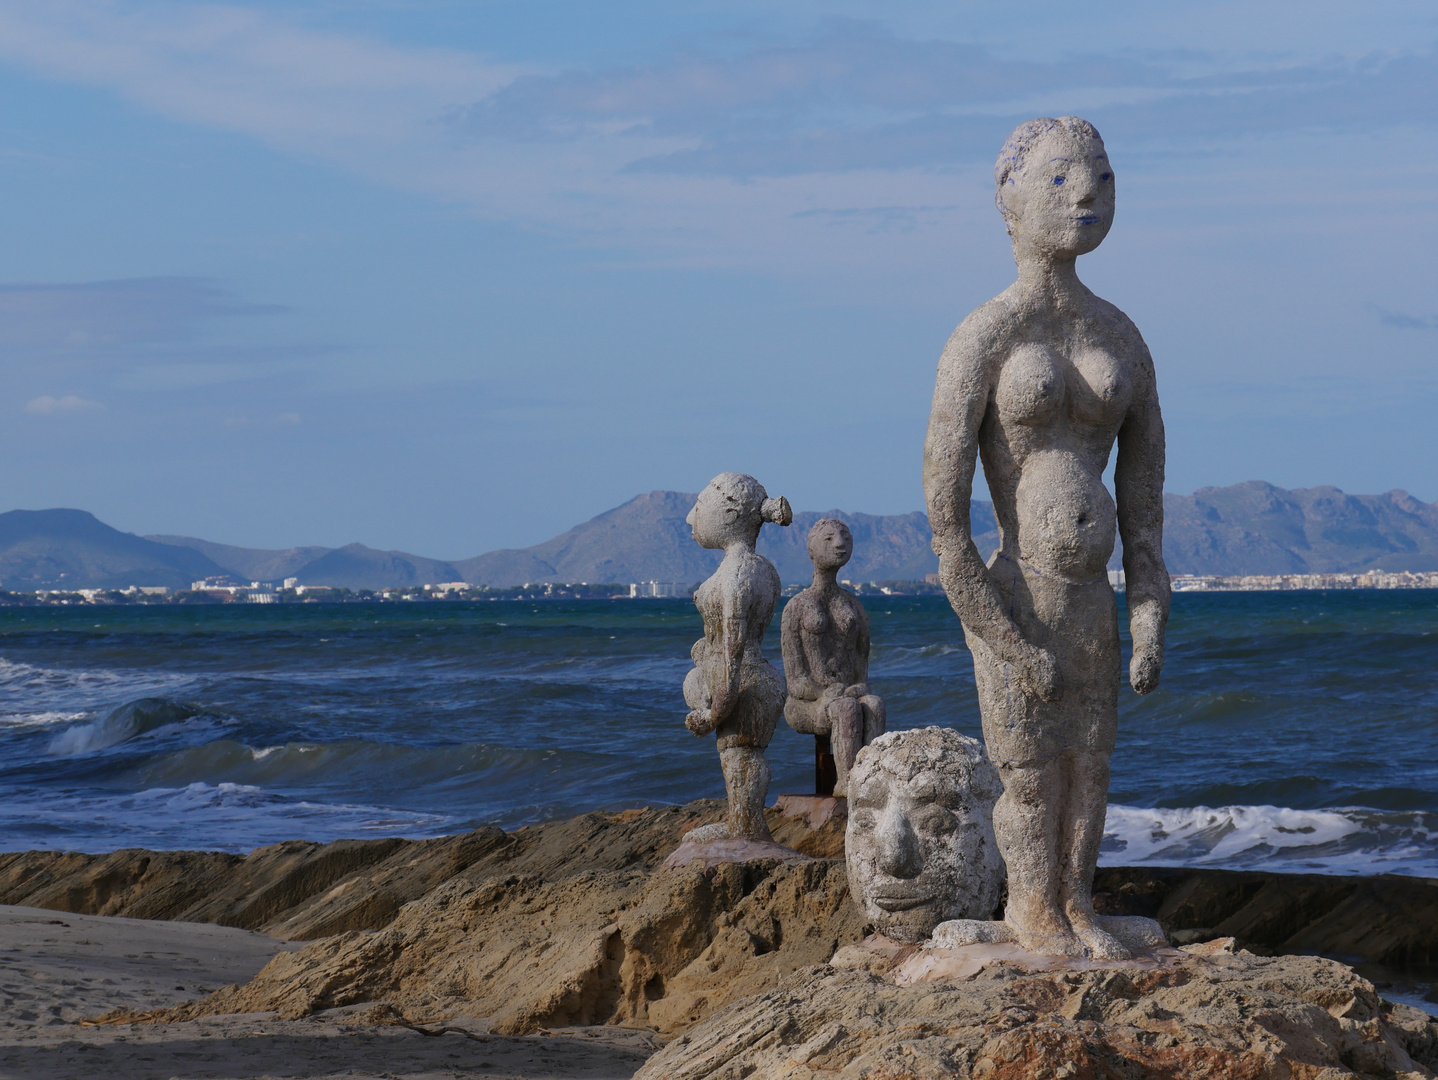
[922,117,1170,960]
[781,519,886,796]
[683,472,793,842]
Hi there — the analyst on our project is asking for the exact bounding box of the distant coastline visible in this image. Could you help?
[5,480,1438,593]
[7,567,1438,607]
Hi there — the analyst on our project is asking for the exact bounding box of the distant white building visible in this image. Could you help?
[1107,570,1125,590]
[629,581,691,598]
[247,592,277,603]
[283,578,299,590]
[424,582,471,594]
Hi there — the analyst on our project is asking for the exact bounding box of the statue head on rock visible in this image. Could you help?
[844,727,1004,943]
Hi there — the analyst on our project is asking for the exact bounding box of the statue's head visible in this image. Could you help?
[845,727,1004,943]
[687,472,792,550]
[807,518,853,573]
[995,116,1113,259]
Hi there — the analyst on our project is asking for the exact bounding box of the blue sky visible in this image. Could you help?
[0,1,1434,557]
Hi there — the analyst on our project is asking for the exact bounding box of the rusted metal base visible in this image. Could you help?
[816,735,838,797]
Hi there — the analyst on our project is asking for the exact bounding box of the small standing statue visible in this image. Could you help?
[923,117,1169,959]
[682,472,793,841]
[781,519,886,796]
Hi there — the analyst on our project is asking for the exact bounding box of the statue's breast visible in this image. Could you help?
[995,344,1065,427]
[801,603,830,636]
[1069,346,1131,425]
[831,599,861,638]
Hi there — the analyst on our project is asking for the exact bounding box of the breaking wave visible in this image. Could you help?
[1102,803,1438,877]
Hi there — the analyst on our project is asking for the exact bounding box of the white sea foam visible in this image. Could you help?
[0,655,194,714]
[0,710,90,730]
[1102,803,1438,877]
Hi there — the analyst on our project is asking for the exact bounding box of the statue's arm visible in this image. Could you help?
[1115,350,1170,695]
[780,600,822,701]
[852,605,871,692]
[709,582,749,721]
[922,319,1061,701]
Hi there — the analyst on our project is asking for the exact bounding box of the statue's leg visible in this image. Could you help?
[994,758,1086,956]
[828,696,864,797]
[1060,749,1130,959]
[860,694,886,743]
[719,746,773,840]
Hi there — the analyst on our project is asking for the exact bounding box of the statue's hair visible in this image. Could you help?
[850,726,1002,799]
[994,116,1104,234]
[707,472,792,528]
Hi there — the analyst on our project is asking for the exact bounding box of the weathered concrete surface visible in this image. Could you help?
[845,728,1004,944]
[637,944,1438,1079]
[923,116,1170,960]
[683,472,793,842]
[781,518,886,796]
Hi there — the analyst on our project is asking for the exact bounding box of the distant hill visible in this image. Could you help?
[290,544,461,590]
[147,536,330,582]
[0,510,227,590]
[454,491,998,586]
[1163,482,1438,575]
[5,481,1436,591]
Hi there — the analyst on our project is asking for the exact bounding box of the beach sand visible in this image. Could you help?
[0,904,654,1080]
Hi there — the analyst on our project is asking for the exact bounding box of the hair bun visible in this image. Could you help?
[761,495,793,527]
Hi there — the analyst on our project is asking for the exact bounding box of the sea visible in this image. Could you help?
[1,592,1435,878]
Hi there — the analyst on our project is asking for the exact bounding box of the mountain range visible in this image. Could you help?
[2,481,1436,591]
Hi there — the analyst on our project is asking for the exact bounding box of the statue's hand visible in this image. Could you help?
[1130,644,1163,695]
[685,709,716,736]
[843,683,868,700]
[1013,644,1062,703]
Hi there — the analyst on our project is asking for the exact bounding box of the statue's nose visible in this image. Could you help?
[876,807,923,878]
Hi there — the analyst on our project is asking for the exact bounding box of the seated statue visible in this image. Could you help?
[682,472,793,841]
[780,518,885,796]
[845,727,1004,943]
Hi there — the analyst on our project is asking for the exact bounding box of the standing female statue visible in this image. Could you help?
[923,117,1169,959]
[683,472,793,841]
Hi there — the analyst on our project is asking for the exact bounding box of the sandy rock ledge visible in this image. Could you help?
[638,945,1438,1080]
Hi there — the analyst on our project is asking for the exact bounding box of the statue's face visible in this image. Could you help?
[808,520,853,572]
[846,762,989,943]
[1003,130,1114,257]
[687,480,748,550]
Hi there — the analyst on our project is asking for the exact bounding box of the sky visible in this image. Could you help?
[0,1,1434,558]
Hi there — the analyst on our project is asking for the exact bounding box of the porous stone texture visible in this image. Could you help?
[923,116,1170,960]
[637,945,1438,1079]
[845,727,1004,944]
[781,518,886,796]
[682,472,793,843]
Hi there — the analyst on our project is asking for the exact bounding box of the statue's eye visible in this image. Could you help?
[1052,176,1065,186]
[1100,172,1112,182]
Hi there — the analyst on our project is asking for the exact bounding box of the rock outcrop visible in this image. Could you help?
[4,800,1436,1070]
[638,943,1438,1079]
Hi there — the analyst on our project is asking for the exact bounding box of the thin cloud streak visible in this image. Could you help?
[0,3,1431,264]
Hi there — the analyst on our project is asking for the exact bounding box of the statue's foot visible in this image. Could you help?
[1071,921,1132,961]
[1097,915,1167,950]
[929,919,1014,948]
[1008,923,1089,958]
[682,822,732,844]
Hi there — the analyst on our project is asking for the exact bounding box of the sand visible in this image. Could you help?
[0,904,654,1080]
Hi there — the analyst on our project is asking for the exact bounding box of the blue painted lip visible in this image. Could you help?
[1076,214,1100,225]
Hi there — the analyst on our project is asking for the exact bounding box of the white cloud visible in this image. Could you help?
[0,2,1431,278]
[25,395,103,415]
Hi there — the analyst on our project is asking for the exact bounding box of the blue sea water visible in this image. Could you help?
[0,593,1435,877]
